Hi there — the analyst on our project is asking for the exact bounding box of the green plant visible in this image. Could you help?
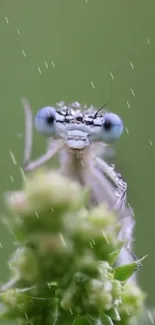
[0,168,147,325]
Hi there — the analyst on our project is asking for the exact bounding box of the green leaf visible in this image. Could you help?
[114,255,147,281]
[100,314,114,325]
[86,314,99,325]
[52,312,77,325]
[74,315,94,325]
[107,308,121,321]
[107,249,121,265]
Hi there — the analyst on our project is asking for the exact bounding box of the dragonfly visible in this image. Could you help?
[21,98,136,269]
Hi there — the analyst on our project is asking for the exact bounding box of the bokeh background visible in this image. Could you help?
[0,0,154,310]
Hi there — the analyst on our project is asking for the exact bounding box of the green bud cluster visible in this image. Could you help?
[0,168,146,325]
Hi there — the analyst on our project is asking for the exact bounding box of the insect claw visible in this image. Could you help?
[125,243,141,266]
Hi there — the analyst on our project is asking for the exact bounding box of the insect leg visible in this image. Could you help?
[95,156,121,187]
[21,97,63,171]
[84,164,138,267]
[95,156,127,209]
[21,97,33,165]
[23,140,62,171]
[83,164,119,206]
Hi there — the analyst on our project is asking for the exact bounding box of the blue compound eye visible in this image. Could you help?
[35,106,56,136]
[100,112,123,143]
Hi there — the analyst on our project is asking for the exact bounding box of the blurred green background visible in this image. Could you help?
[0,0,154,308]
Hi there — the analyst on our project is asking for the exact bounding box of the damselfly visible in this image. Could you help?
[22,98,135,267]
